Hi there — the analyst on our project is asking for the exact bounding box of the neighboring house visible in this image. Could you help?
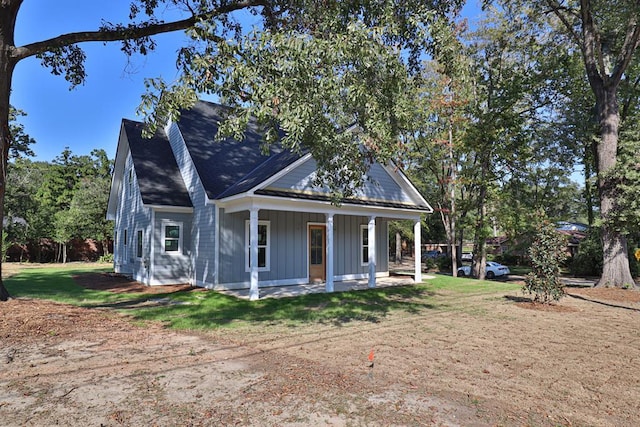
[106,100,433,299]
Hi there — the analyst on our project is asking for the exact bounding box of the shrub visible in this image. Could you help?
[630,246,639,278]
[98,253,114,263]
[422,257,437,270]
[494,252,524,266]
[568,228,603,276]
[523,220,568,303]
[436,255,452,272]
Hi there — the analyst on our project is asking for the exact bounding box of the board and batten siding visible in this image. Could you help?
[268,158,413,205]
[167,122,216,287]
[218,209,389,288]
[333,215,388,279]
[114,150,152,281]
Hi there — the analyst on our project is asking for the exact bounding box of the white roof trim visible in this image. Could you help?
[217,194,426,220]
[145,205,194,213]
[381,162,434,213]
[106,123,131,220]
[251,152,313,194]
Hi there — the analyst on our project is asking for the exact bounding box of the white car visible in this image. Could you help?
[457,261,510,279]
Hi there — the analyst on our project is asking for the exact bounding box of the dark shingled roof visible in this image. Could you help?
[176,101,302,200]
[123,119,193,208]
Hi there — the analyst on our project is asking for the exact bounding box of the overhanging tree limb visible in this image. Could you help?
[10,0,266,61]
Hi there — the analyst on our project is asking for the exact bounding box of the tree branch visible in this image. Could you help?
[610,12,640,86]
[544,0,582,46]
[10,0,266,61]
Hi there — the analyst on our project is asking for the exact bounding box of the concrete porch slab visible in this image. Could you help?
[217,274,435,300]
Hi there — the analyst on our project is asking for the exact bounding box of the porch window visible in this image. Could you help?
[163,222,182,253]
[136,230,143,258]
[360,225,369,266]
[245,220,270,272]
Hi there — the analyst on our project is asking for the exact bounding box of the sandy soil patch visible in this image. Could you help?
[1,272,640,426]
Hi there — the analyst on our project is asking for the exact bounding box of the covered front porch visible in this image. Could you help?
[218,269,433,300]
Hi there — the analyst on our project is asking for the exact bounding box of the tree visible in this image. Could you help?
[0,1,464,300]
[539,0,639,288]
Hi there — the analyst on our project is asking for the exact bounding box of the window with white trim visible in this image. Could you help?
[163,222,182,253]
[136,230,143,258]
[245,220,270,272]
[128,168,134,198]
[360,225,369,266]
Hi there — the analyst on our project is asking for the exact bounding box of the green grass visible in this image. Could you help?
[4,264,521,330]
[4,264,149,305]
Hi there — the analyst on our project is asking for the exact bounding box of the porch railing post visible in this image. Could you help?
[326,213,334,293]
[414,218,422,283]
[368,216,376,288]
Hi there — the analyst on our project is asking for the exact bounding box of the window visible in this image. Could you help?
[163,222,182,253]
[123,229,128,246]
[128,168,134,198]
[136,230,143,258]
[361,225,369,266]
[245,220,270,271]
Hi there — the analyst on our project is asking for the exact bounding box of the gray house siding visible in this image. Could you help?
[333,215,388,279]
[151,212,193,284]
[217,209,389,288]
[268,158,413,205]
[167,122,216,288]
[114,151,152,281]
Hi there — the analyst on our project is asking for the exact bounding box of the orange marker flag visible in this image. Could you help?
[368,349,375,362]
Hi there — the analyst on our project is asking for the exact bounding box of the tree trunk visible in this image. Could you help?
[472,198,487,280]
[594,86,636,288]
[472,155,490,280]
[0,2,19,301]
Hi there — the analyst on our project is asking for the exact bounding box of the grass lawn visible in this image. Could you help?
[4,264,521,330]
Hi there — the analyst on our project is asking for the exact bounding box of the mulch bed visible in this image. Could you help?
[72,272,198,294]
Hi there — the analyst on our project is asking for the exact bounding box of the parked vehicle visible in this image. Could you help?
[421,250,442,261]
[461,252,473,261]
[457,261,510,279]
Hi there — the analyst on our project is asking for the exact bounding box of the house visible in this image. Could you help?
[106,100,433,299]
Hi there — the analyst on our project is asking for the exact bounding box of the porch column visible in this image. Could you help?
[326,213,334,293]
[368,216,376,288]
[414,219,422,283]
[249,208,259,300]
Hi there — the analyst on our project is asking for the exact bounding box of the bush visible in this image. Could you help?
[98,253,114,263]
[523,220,568,303]
[436,255,452,272]
[630,246,639,278]
[422,257,437,270]
[568,228,603,277]
[494,252,525,266]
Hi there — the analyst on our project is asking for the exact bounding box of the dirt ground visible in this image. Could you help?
[2,270,640,426]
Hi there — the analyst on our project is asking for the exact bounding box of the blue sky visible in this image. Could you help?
[11,1,485,163]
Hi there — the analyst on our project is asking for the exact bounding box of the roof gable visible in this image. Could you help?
[123,119,192,208]
[259,156,432,211]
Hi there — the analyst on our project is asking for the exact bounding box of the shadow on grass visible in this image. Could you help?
[504,295,533,304]
[94,285,440,329]
[5,267,128,304]
[566,293,640,312]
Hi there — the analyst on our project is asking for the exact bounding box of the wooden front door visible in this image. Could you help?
[309,225,326,283]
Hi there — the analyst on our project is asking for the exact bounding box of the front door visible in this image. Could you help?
[309,225,326,283]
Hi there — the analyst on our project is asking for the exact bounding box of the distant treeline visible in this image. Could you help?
[4,147,114,263]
